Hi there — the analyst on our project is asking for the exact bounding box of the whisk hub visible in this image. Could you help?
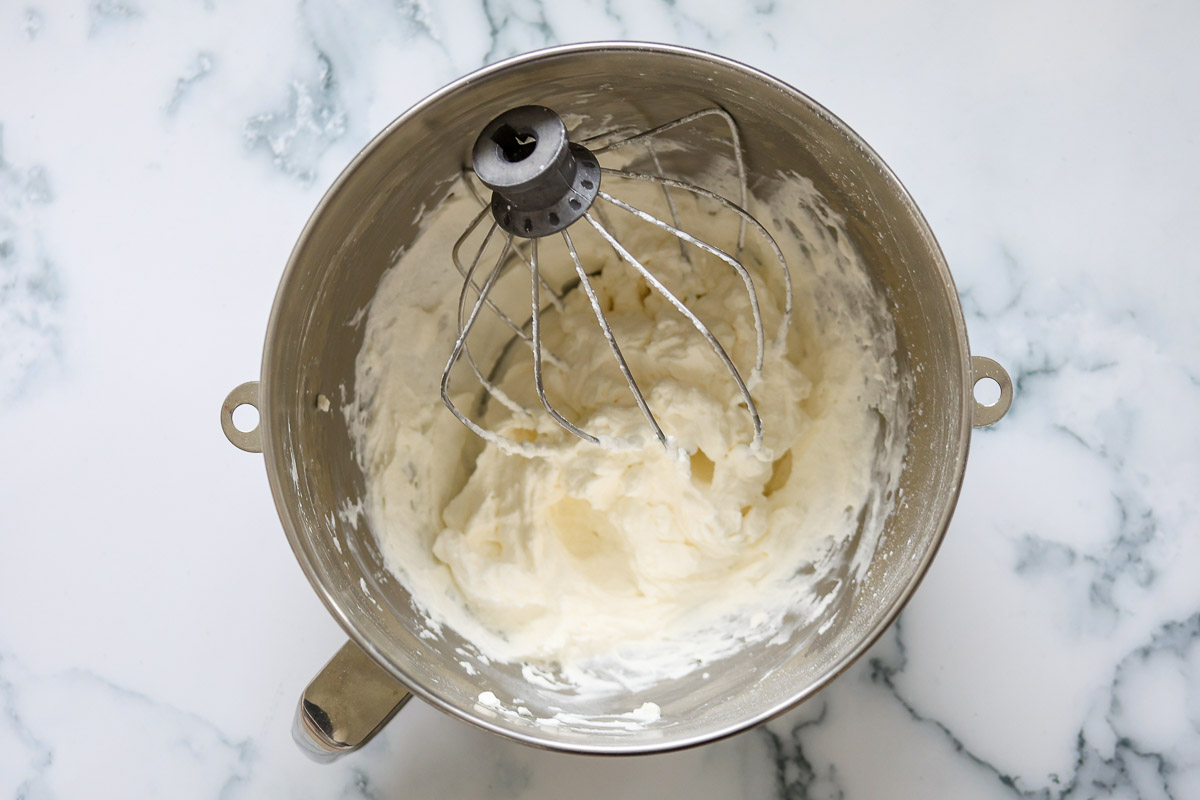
[472,106,600,237]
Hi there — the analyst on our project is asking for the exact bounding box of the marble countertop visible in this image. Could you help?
[3,1,1198,797]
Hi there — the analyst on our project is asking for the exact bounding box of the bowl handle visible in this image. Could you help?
[220,381,263,452]
[293,640,413,763]
[970,356,1013,427]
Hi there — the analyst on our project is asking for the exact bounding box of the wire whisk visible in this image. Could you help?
[441,104,792,454]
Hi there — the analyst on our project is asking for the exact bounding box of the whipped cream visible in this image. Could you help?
[351,174,906,700]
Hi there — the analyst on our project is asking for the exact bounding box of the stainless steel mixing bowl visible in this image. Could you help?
[220,42,1012,761]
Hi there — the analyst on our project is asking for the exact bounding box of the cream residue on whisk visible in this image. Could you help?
[351,175,906,699]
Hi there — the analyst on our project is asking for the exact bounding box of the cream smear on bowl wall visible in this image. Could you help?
[347,163,909,727]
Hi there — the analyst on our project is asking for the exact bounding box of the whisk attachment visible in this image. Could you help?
[441,103,791,455]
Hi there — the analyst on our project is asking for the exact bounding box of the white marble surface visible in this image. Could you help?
[2,1,1199,796]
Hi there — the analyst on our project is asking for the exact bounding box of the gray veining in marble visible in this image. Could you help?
[167,52,215,115]
[244,49,347,183]
[88,0,140,37]
[0,128,61,404]
[22,8,42,40]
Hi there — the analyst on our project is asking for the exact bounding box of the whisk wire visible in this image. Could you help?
[643,140,690,264]
[589,108,748,251]
[451,206,567,366]
[597,190,765,375]
[529,238,601,444]
[585,212,764,449]
[455,225,537,417]
[562,228,668,448]
[602,168,793,349]
[442,232,530,448]
[461,168,568,313]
